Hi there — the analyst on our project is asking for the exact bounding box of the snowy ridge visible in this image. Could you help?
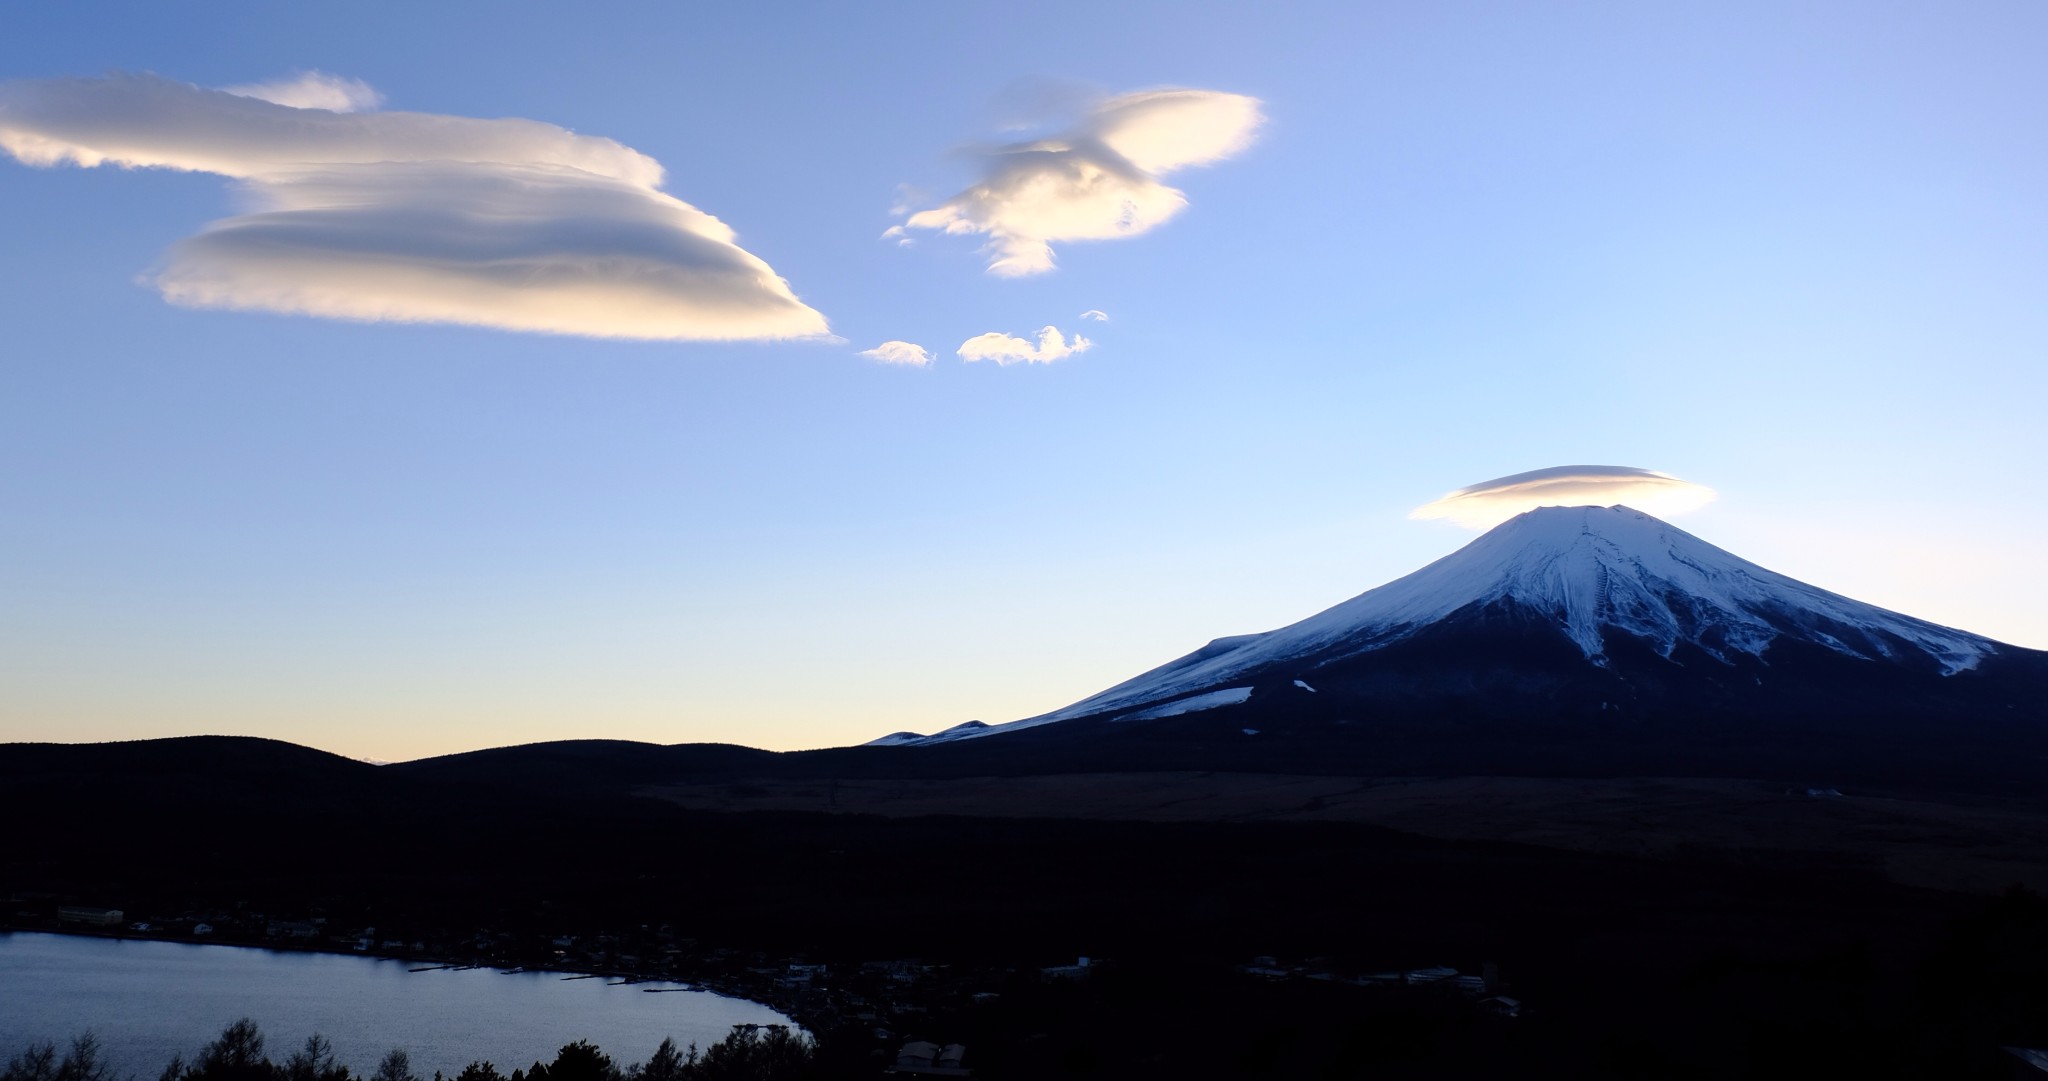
[870,720,996,747]
[863,731,934,747]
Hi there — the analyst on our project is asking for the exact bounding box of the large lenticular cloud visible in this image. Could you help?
[1411,466,1719,529]
[0,72,830,341]
[894,88,1263,277]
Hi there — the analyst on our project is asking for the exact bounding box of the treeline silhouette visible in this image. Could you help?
[1,1021,816,1081]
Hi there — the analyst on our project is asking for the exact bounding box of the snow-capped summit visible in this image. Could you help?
[1046,505,1995,720]
[889,505,2020,747]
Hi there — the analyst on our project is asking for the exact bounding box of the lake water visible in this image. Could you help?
[0,933,793,1080]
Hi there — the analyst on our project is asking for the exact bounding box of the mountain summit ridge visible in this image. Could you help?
[1282,504,1995,671]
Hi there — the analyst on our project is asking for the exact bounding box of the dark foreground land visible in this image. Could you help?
[8,736,2048,1078]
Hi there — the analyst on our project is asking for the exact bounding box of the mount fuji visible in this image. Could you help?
[870,506,2048,784]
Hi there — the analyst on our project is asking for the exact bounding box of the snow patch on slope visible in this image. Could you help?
[1116,686,1254,721]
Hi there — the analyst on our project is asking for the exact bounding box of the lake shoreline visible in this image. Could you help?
[0,927,802,1077]
[0,923,813,1025]
[4,925,687,987]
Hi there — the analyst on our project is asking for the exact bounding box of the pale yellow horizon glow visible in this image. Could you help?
[6,491,2042,765]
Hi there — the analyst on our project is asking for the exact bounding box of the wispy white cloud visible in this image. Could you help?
[221,71,382,113]
[1411,465,1719,529]
[897,88,1263,276]
[1078,309,1109,322]
[0,72,829,341]
[858,340,932,367]
[957,326,1091,366]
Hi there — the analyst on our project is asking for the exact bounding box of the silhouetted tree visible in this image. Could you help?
[629,1040,689,1081]
[283,1036,350,1081]
[526,1043,615,1081]
[1,1034,115,1081]
[687,1026,814,1081]
[58,1035,114,1081]
[188,1020,277,1081]
[1,1041,56,1081]
[8,1026,811,1081]
[368,1051,416,1081]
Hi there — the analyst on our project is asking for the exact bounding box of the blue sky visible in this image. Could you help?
[4,2,2045,759]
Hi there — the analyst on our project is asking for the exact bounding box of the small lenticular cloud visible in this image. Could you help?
[1079,309,1109,322]
[957,326,1090,365]
[1411,465,1718,529]
[859,340,932,366]
[221,71,383,113]
[898,88,1263,277]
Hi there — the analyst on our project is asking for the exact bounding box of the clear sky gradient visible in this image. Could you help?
[4,2,2045,760]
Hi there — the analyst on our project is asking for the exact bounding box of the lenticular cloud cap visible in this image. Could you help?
[1411,465,1718,529]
